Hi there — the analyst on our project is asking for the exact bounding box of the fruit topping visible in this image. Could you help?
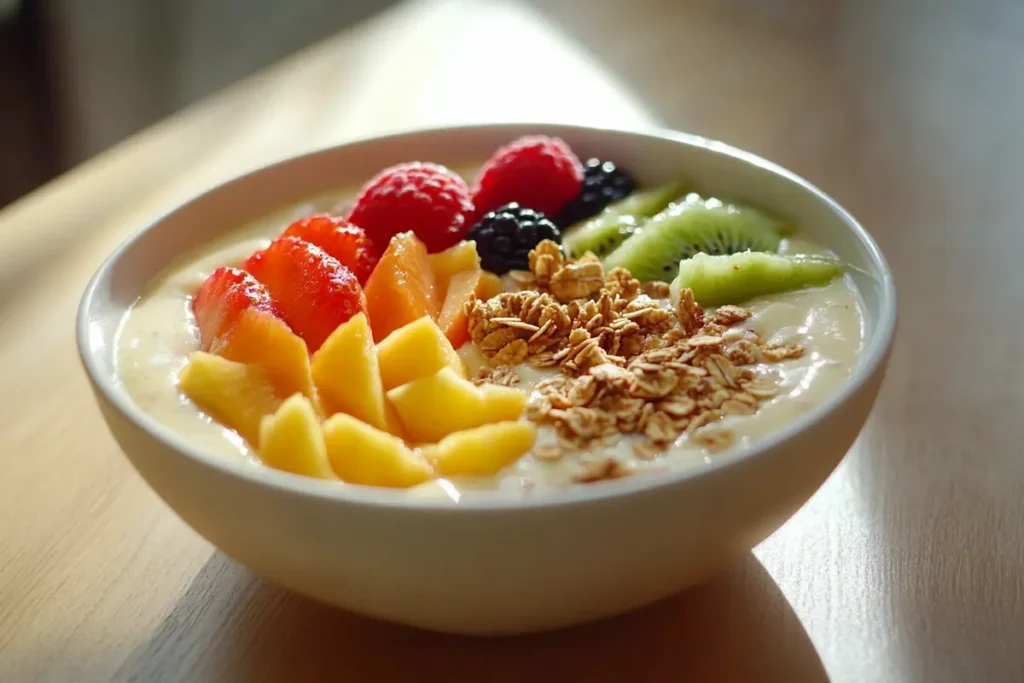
[387,367,490,443]
[310,312,391,432]
[363,231,441,342]
[419,421,537,478]
[280,214,378,284]
[437,268,483,348]
[346,162,474,253]
[562,182,687,258]
[603,193,784,282]
[475,271,503,300]
[428,240,481,299]
[479,384,528,423]
[178,352,283,447]
[375,316,465,390]
[323,413,434,488]
[669,251,842,306]
[244,236,368,352]
[192,267,280,351]
[210,309,315,401]
[557,158,637,227]
[471,135,583,219]
[259,395,337,480]
[468,202,562,274]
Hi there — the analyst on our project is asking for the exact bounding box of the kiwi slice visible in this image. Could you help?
[602,194,785,282]
[669,251,842,307]
[562,182,688,258]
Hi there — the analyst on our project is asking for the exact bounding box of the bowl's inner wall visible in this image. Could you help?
[84,124,887,393]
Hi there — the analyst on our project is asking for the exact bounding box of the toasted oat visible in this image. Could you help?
[468,241,807,458]
[527,240,563,286]
[691,428,736,453]
[710,305,753,326]
[642,281,672,299]
[549,257,605,302]
[534,443,563,461]
[473,365,520,387]
[573,458,631,484]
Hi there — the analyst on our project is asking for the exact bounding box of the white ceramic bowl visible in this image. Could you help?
[77,123,897,635]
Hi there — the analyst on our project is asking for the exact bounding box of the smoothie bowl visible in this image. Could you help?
[77,123,896,635]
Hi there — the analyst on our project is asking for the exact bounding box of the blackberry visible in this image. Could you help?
[557,158,637,227]
[468,202,562,274]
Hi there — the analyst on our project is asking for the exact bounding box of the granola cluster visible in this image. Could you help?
[465,240,804,465]
[466,241,679,373]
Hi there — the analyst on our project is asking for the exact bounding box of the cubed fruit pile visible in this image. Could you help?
[178,134,843,487]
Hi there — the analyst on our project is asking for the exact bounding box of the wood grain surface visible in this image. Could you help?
[1,0,1022,681]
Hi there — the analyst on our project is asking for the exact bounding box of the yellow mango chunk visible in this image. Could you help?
[429,240,481,297]
[258,394,336,480]
[480,384,528,422]
[475,271,503,300]
[310,313,390,431]
[376,316,466,390]
[179,351,282,447]
[419,421,537,477]
[323,413,434,488]
[387,367,486,443]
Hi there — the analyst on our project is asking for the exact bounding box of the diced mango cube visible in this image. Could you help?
[179,351,282,447]
[387,367,486,443]
[480,384,528,422]
[323,413,434,488]
[419,421,537,477]
[211,308,314,400]
[258,394,336,479]
[429,240,481,297]
[376,316,466,390]
[310,312,390,431]
[475,271,503,300]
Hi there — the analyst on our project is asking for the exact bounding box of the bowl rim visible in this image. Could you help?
[77,121,898,511]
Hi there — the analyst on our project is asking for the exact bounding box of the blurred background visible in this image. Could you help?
[0,0,860,209]
[0,0,404,207]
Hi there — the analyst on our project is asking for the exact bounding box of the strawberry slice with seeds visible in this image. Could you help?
[192,267,281,351]
[280,214,378,284]
[244,237,368,351]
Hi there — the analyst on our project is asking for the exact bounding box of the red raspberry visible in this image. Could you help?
[470,135,584,222]
[281,214,377,284]
[346,162,474,254]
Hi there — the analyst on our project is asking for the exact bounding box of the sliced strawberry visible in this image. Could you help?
[244,237,368,351]
[281,214,378,284]
[192,267,280,351]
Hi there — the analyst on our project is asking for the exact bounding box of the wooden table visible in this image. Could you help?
[2,0,1021,680]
